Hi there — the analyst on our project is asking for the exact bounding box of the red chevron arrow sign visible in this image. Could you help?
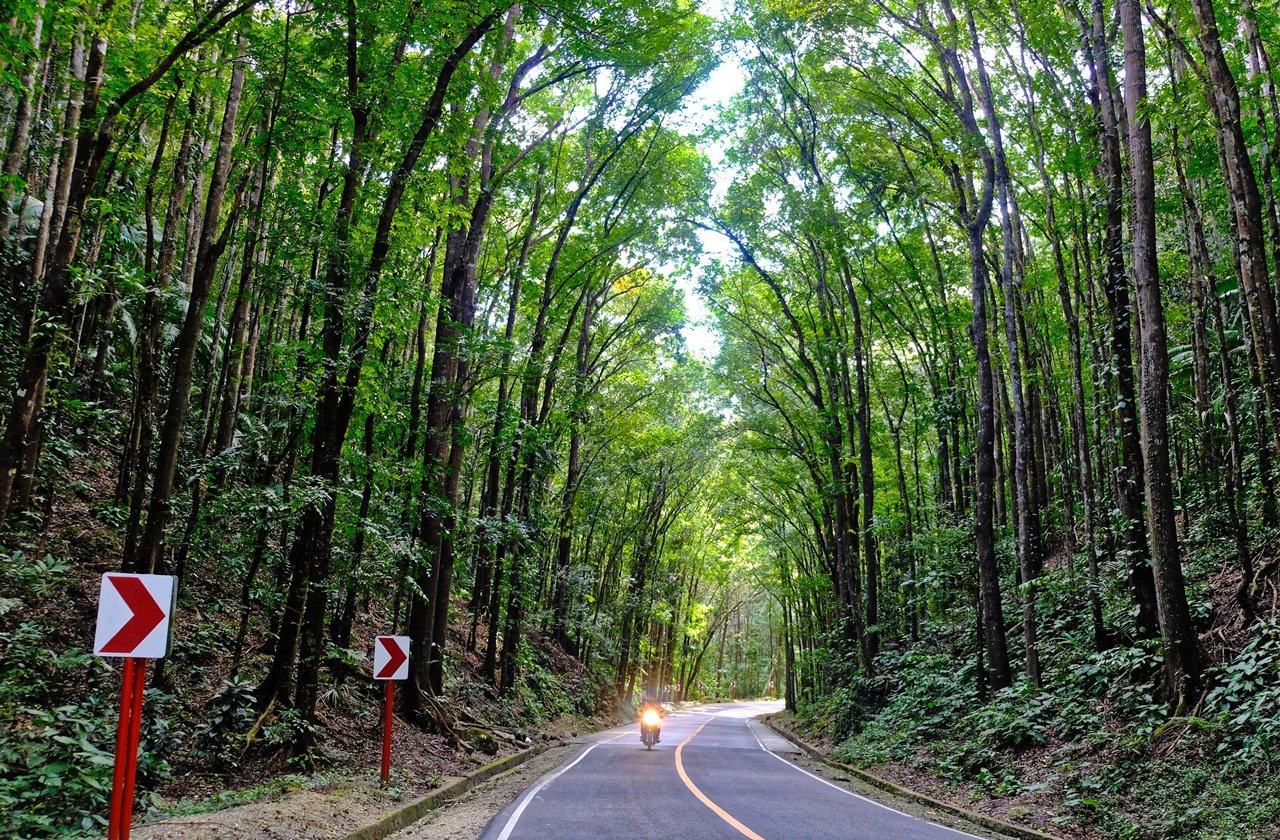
[373,635,409,680]
[373,635,409,781]
[94,573,176,659]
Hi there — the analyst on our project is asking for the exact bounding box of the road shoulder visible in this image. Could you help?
[384,741,586,840]
[762,714,1060,840]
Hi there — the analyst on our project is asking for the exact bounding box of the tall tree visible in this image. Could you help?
[1118,0,1202,703]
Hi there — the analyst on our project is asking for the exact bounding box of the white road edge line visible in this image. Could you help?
[493,729,631,840]
[746,720,987,840]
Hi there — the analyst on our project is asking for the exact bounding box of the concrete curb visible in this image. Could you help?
[342,742,551,840]
[763,715,1060,840]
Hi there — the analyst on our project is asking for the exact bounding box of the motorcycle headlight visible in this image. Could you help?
[642,709,661,727]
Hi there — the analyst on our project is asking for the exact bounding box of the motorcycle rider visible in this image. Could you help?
[638,691,662,744]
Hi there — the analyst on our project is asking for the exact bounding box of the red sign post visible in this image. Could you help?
[373,635,409,782]
[94,573,176,840]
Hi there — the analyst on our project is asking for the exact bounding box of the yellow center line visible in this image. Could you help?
[674,716,767,840]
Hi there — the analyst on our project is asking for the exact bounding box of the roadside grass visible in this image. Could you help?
[142,765,445,821]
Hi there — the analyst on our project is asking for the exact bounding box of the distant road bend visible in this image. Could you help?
[479,701,990,840]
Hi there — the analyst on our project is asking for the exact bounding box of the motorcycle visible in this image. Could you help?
[639,707,662,750]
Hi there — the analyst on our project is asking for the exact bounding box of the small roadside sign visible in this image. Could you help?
[373,635,410,680]
[94,573,176,659]
[373,635,410,782]
[94,572,177,840]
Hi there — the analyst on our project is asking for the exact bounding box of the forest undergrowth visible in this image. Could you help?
[787,526,1280,840]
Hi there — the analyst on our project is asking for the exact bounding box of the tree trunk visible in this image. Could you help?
[1085,0,1161,638]
[1120,0,1203,704]
[972,15,1039,684]
[550,284,595,653]
[850,270,877,661]
[274,8,500,736]
[0,0,46,248]
[929,0,1011,689]
[136,33,249,573]
[1188,0,1280,449]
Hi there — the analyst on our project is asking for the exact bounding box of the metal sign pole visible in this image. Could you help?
[381,681,394,782]
[120,659,148,839]
[107,657,136,840]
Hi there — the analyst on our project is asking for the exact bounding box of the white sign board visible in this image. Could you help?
[93,573,176,659]
[374,635,410,680]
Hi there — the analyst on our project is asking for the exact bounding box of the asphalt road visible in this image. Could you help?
[477,701,987,840]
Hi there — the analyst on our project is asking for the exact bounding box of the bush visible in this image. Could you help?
[1054,643,1165,740]
[195,675,257,767]
[514,654,573,724]
[0,699,114,838]
[962,680,1052,751]
[1204,619,1280,765]
[833,649,975,765]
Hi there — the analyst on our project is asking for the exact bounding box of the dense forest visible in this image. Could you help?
[3,0,1280,836]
